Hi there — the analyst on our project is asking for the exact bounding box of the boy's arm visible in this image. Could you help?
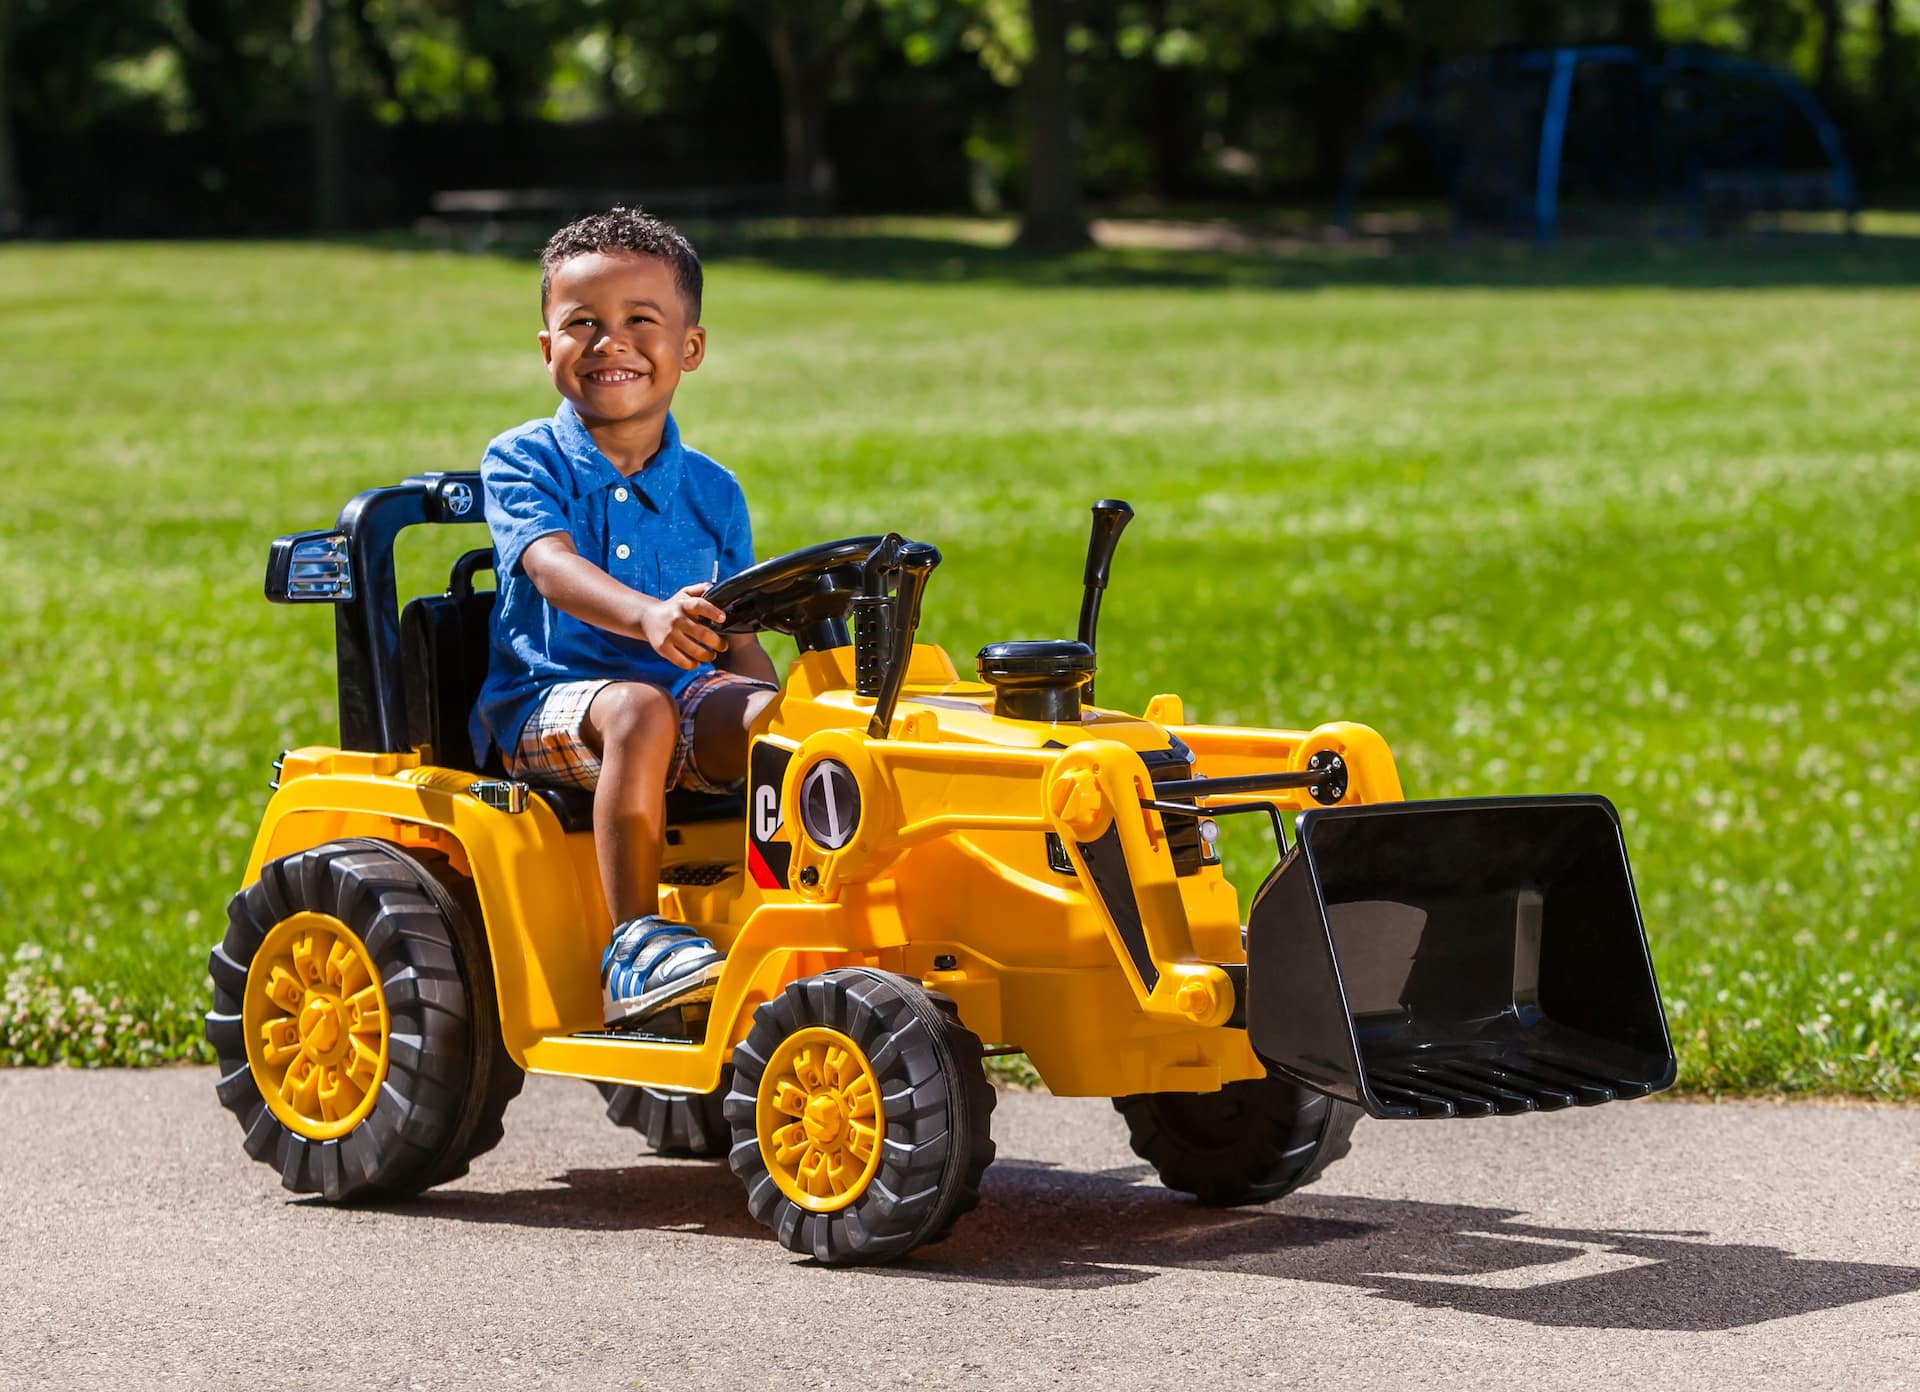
[712,484,775,680]
[520,533,727,670]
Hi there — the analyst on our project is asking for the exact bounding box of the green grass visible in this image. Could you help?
[1,227,1916,1093]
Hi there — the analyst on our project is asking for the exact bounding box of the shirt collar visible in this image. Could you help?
[553,400,686,510]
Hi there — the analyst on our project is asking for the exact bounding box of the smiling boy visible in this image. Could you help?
[470,208,777,1029]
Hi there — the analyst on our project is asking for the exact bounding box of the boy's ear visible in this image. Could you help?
[681,325,706,373]
[538,329,554,367]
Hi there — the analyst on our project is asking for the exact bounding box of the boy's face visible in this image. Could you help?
[539,251,704,431]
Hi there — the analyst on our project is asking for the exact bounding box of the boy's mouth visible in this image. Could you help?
[582,367,646,385]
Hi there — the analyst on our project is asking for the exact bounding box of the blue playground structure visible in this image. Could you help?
[1337,46,1860,242]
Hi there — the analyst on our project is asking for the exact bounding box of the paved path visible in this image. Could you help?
[2,1070,1917,1390]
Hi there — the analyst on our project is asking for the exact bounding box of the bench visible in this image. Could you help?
[421,186,786,248]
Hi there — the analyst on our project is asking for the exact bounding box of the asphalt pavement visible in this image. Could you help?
[3,1069,1917,1390]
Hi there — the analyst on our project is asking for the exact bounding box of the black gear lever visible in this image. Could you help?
[1076,499,1133,705]
[868,542,941,739]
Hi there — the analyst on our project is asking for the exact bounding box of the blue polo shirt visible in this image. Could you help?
[469,402,754,766]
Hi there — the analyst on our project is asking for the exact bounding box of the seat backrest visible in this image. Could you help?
[400,549,496,773]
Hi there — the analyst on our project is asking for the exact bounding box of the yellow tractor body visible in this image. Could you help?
[209,475,1673,1263]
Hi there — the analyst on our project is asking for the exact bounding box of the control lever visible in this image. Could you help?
[868,542,941,738]
[1076,499,1133,705]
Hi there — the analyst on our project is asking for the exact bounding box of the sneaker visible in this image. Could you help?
[601,917,725,1028]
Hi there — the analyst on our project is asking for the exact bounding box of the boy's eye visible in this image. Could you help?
[629,315,654,326]
[568,317,595,329]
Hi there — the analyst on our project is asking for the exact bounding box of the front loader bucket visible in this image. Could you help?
[1245,796,1675,1119]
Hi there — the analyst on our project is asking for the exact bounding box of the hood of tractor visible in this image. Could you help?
[776,642,1183,758]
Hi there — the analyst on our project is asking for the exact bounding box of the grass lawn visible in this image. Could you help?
[0,228,1915,1093]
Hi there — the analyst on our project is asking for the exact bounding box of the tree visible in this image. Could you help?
[1870,0,1913,180]
[745,0,872,212]
[306,0,345,230]
[1615,0,1659,44]
[884,0,1092,248]
[0,0,20,235]
[456,0,579,120]
[1811,0,1844,108]
[1017,0,1088,246]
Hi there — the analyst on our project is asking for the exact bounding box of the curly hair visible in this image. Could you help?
[539,207,703,323]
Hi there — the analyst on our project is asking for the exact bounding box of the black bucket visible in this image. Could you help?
[1245,796,1675,1119]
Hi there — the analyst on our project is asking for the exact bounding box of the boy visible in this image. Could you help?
[469,208,777,1029]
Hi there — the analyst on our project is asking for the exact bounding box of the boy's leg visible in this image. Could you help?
[684,677,779,789]
[581,681,677,923]
[515,679,723,1028]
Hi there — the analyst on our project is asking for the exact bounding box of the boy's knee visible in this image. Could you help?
[588,682,675,750]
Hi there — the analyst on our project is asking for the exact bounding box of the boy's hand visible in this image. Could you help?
[641,584,729,669]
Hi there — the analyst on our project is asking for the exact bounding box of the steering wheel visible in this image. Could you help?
[706,535,885,651]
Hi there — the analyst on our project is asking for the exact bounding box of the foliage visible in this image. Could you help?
[6,0,1920,233]
[1,230,1917,1093]
[2,946,210,1066]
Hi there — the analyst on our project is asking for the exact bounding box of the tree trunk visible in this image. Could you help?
[1016,0,1091,250]
[308,0,345,231]
[1813,0,1844,108]
[1873,0,1906,111]
[1614,0,1658,48]
[0,0,21,236]
[765,16,834,215]
[176,0,255,219]
[1872,0,1912,183]
[1147,51,1193,203]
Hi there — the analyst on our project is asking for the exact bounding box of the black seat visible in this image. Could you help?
[399,548,746,833]
[400,549,497,774]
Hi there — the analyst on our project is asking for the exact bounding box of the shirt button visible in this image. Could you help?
[615,544,631,560]
[614,487,629,502]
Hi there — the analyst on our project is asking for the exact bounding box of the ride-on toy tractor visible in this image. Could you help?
[208,475,1675,1264]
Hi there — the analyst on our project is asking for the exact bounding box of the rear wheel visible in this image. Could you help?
[725,969,995,1264]
[1114,1075,1359,1206]
[595,1072,733,1158]
[206,839,522,1201]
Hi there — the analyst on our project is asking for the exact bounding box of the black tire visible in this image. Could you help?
[1114,1075,1359,1207]
[724,969,996,1264]
[407,847,524,1186]
[206,839,523,1201]
[595,1071,733,1158]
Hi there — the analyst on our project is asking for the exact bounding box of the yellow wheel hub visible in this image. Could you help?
[756,1026,886,1213]
[242,911,390,1141]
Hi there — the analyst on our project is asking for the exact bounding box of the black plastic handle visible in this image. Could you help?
[1082,499,1134,590]
[1077,499,1133,704]
[868,542,941,739]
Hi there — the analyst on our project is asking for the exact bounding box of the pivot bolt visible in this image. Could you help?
[1306,750,1349,806]
[1175,978,1218,1023]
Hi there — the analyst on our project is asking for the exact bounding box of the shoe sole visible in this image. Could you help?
[604,960,724,1029]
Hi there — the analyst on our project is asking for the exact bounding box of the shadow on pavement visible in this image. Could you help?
[378,1156,1920,1332]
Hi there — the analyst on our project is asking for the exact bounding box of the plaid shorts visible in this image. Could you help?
[507,671,776,795]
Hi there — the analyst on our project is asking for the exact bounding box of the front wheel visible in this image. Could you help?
[725,970,996,1264]
[1114,1075,1359,1206]
[206,840,522,1201]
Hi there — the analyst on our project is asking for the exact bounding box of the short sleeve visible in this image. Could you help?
[481,435,570,578]
[718,481,755,580]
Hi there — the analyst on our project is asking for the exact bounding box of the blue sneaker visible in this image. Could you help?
[602,917,725,1028]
